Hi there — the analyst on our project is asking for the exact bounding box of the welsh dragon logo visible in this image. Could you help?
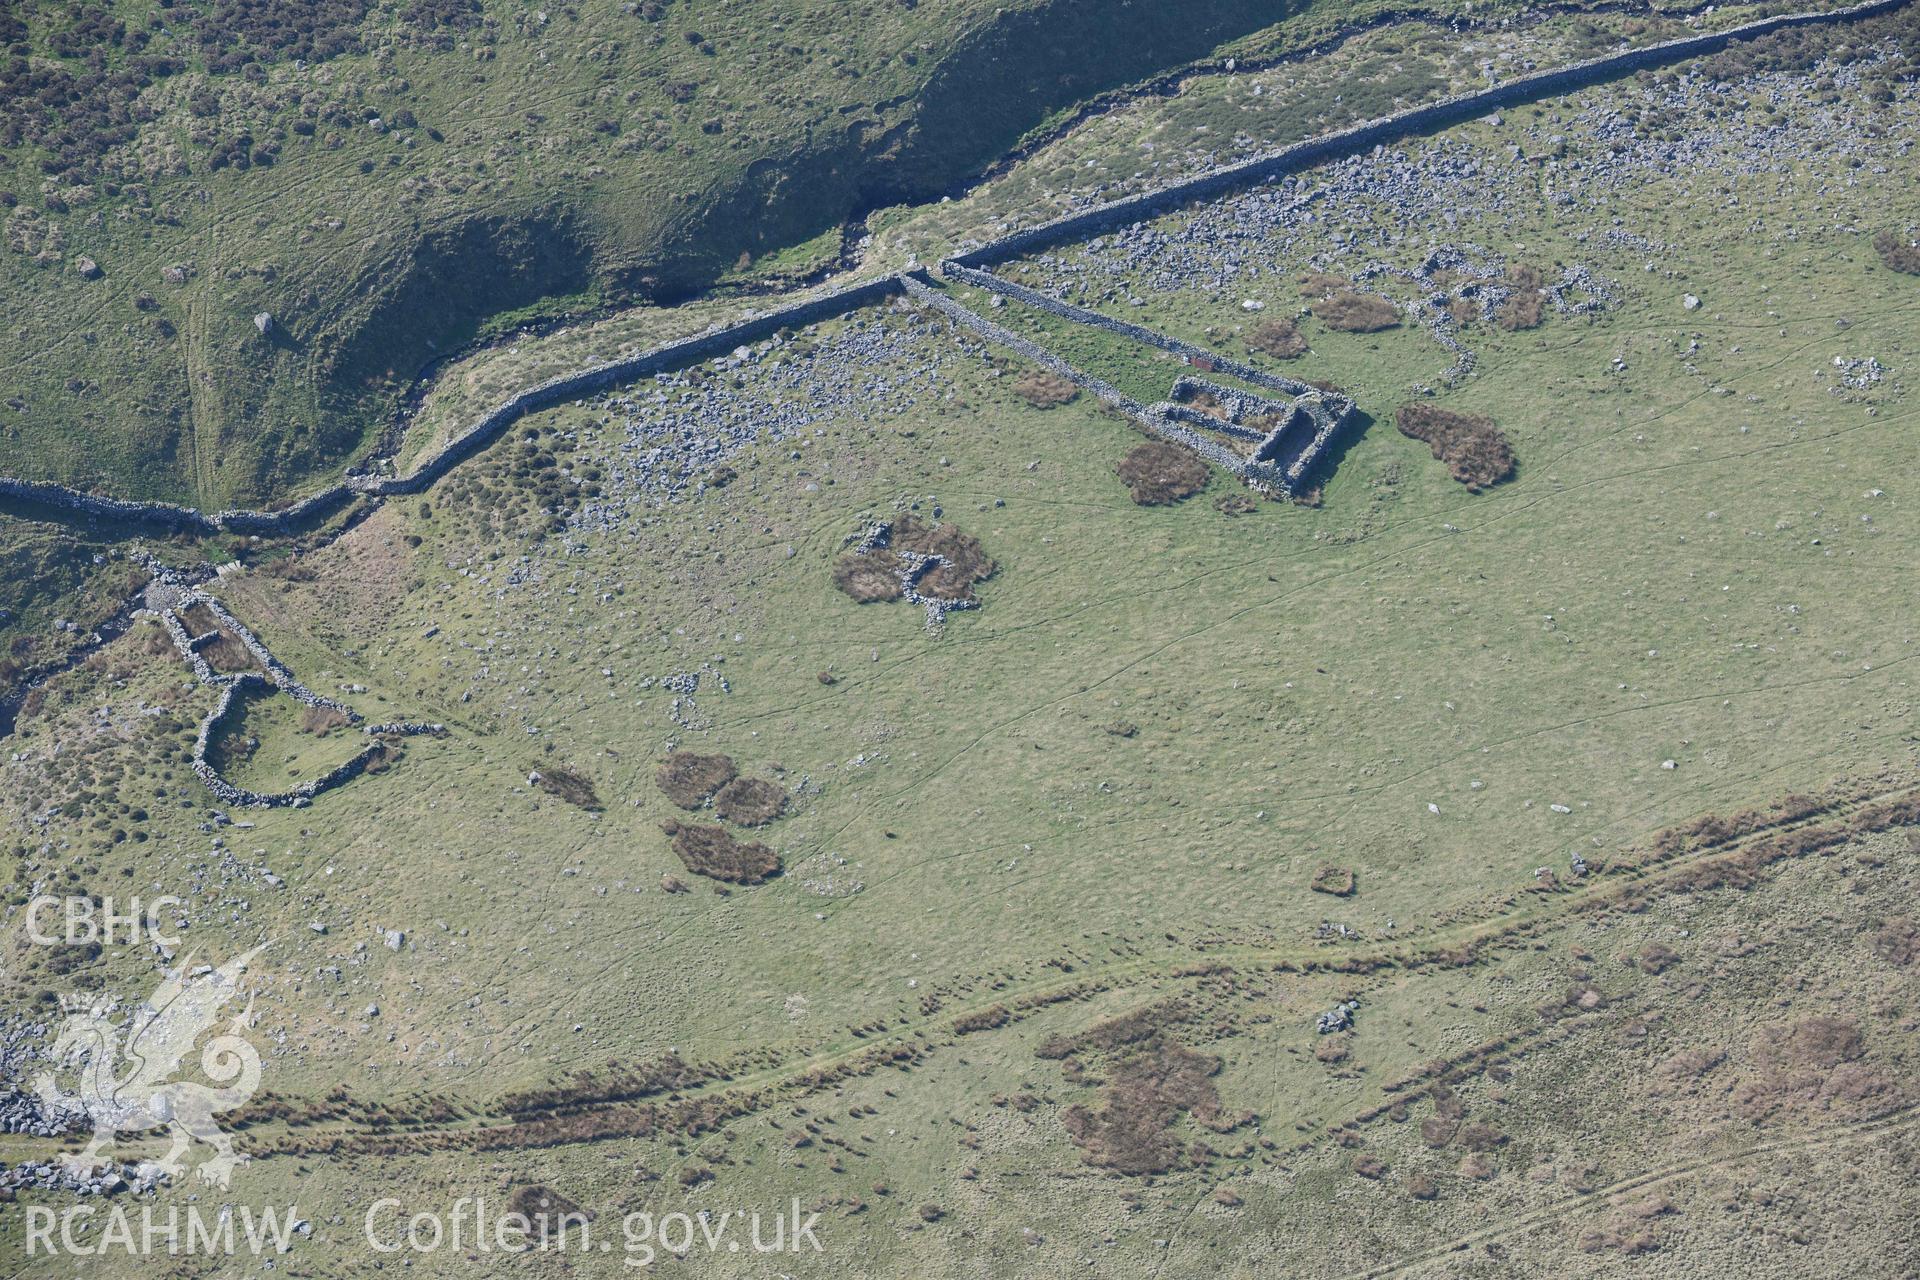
[34,945,267,1188]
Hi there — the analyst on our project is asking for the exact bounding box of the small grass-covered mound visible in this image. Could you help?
[713,776,789,827]
[1117,441,1210,506]
[1311,865,1357,897]
[533,766,602,811]
[656,751,737,809]
[1874,230,1920,274]
[1245,317,1307,359]
[662,820,781,885]
[1013,370,1080,409]
[1394,403,1516,492]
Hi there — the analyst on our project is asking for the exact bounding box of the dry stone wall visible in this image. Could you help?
[138,558,441,808]
[947,0,1909,269]
[941,261,1318,398]
[1,0,1903,534]
[352,274,909,497]
[901,272,1253,478]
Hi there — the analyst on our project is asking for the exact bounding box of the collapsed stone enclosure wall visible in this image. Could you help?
[0,0,1900,533]
[141,559,442,808]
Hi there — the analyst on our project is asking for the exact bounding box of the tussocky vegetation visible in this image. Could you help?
[1,0,1919,1275]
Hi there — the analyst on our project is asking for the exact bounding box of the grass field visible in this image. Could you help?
[0,8,1917,1277]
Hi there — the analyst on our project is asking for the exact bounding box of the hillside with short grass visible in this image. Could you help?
[0,0,1479,509]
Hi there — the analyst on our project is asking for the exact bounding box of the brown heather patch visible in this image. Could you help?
[1634,942,1680,974]
[662,819,780,884]
[300,704,351,736]
[655,750,736,808]
[1117,441,1210,506]
[1013,370,1080,409]
[712,776,788,826]
[1394,403,1515,492]
[1872,916,1918,965]
[952,1004,1010,1034]
[534,766,601,811]
[1754,1016,1863,1072]
[507,1186,592,1235]
[1495,290,1545,331]
[1313,291,1399,333]
[889,514,995,602]
[499,1053,712,1121]
[1497,262,1548,331]
[200,630,260,674]
[834,515,994,604]
[1062,1038,1231,1176]
[1245,317,1306,359]
[832,549,906,603]
[1874,230,1920,274]
[1036,998,1192,1059]
[176,603,220,634]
